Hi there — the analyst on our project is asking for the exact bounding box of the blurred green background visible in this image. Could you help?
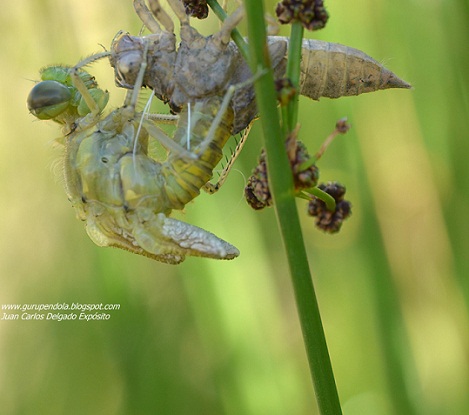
[1,0,468,414]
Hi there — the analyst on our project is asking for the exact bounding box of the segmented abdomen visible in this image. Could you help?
[293,38,411,99]
[162,96,234,208]
[230,37,410,133]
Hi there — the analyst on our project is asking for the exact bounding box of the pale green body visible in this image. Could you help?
[29,0,410,264]
[28,63,239,264]
[63,97,237,264]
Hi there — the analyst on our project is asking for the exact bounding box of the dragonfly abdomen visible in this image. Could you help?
[163,96,234,208]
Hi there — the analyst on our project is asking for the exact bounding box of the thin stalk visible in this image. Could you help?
[308,187,336,211]
[243,1,342,414]
[285,21,304,131]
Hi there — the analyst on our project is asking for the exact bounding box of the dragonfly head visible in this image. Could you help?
[27,80,72,121]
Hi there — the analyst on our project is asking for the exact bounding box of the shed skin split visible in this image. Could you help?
[110,1,410,134]
[28,0,411,264]
[28,49,241,264]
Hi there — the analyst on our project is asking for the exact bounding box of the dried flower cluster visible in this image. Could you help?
[276,0,329,31]
[245,148,272,210]
[182,0,208,19]
[286,132,320,191]
[245,131,319,211]
[307,182,351,233]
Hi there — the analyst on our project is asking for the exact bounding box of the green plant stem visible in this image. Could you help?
[285,22,304,131]
[309,187,336,211]
[243,1,342,414]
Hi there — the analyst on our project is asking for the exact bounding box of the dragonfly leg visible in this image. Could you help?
[196,70,266,158]
[144,0,175,32]
[134,0,172,33]
[70,51,111,129]
[203,120,254,194]
[214,6,244,46]
[164,0,190,25]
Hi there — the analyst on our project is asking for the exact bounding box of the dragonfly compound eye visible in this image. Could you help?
[27,80,72,120]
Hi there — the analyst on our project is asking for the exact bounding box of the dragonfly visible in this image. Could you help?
[27,0,410,263]
[27,44,244,264]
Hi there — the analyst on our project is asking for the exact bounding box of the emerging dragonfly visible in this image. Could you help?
[27,46,242,264]
[27,0,411,264]
[110,0,411,134]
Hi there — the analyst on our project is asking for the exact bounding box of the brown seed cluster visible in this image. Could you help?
[276,0,329,31]
[245,149,272,210]
[286,132,319,191]
[245,131,319,211]
[307,182,351,233]
[182,0,209,19]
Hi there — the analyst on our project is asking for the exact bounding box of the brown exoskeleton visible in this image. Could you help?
[110,0,411,135]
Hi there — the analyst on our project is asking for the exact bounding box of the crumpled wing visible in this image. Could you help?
[83,207,239,264]
[82,207,184,264]
[132,213,240,263]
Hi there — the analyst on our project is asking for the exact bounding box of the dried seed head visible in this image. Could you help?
[276,0,329,31]
[182,0,209,19]
[286,131,320,190]
[245,131,319,210]
[335,118,351,134]
[307,182,352,233]
[245,149,272,210]
[245,182,271,210]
